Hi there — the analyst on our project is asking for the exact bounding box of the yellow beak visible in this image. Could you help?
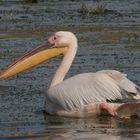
[0,44,67,80]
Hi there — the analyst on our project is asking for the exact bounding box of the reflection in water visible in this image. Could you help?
[0,0,140,140]
[0,115,140,139]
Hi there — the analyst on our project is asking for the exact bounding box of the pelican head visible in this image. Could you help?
[48,31,78,48]
[0,31,77,80]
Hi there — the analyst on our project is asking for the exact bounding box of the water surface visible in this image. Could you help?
[0,0,140,139]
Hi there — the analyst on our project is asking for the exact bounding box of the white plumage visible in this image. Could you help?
[44,31,140,118]
[47,71,139,111]
[0,31,139,118]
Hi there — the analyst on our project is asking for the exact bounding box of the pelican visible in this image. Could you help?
[0,31,140,118]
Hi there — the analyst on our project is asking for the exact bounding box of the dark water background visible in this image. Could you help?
[0,0,140,139]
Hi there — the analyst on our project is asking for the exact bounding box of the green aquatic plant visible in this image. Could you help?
[127,33,139,41]
[0,53,4,59]
[91,5,108,14]
[126,42,140,48]
[25,0,38,3]
[136,25,140,30]
[3,12,15,20]
[79,3,89,14]
[79,3,113,15]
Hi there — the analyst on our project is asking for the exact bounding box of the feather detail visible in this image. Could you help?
[47,71,139,111]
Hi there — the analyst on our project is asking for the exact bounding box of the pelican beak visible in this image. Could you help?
[0,43,68,80]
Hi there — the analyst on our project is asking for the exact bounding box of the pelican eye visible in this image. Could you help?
[53,36,57,40]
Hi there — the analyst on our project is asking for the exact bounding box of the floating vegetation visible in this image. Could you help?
[136,25,140,30]
[125,42,140,48]
[91,5,110,14]
[25,0,38,4]
[98,31,139,42]
[79,3,89,14]
[3,12,15,20]
[78,3,115,15]
[127,33,139,41]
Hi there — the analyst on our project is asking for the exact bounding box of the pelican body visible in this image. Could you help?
[0,31,140,118]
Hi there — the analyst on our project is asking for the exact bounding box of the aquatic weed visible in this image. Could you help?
[25,0,38,4]
[3,12,15,20]
[126,33,139,41]
[125,42,140,48]
[136,25,140,30]
[90,5,109,14]
[79,3,114,15]
[78,3,89,14]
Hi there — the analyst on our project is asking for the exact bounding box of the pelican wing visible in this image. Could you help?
[97,70,139,93]
[47,71,139,111]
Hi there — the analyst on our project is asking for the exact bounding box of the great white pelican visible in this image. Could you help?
[0,31,140,118]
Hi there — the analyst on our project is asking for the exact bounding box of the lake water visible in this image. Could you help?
[0,0,140,139]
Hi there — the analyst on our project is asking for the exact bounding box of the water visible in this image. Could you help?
[0,0,140,139]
